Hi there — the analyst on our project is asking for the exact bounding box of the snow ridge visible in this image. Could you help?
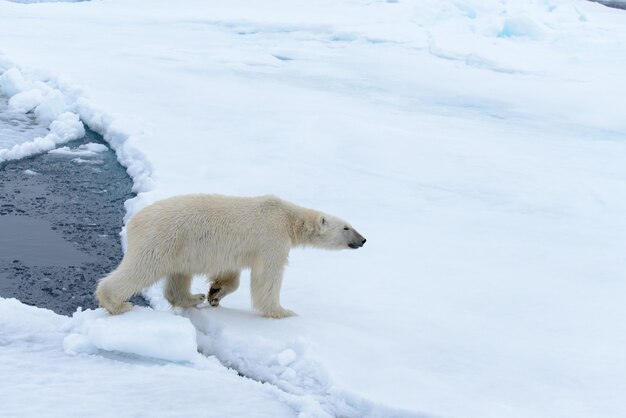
[184,307,429,418]
[60,303,423,417]
[146,282,425,417]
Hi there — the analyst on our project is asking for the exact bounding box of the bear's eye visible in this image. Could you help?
[343,227,349,231]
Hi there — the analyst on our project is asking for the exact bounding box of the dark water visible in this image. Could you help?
[0,128,145,315]
[0,215,96,266]
[589,0,626,9]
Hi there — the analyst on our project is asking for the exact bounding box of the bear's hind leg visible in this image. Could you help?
[95,273,133,315]
[164,273,206,308]
[208,271,241,307]
[96,264,158,315]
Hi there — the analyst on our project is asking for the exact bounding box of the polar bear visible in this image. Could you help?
[95,194,366,318]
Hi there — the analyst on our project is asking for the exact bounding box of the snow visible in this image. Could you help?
[0,94,48,149]
[498,16,547,39]
[0,67,28,96]
[8,88,42,113]
[49,142,108,157]
[0,297,415,417]
[48,141,107,164]
[34,89,67,123]
[0,298,298,418]
[64,307,203,363]
[70,157,102,164]
[0,66,85,162]
[1,0,626,417]
[0,111,85,162]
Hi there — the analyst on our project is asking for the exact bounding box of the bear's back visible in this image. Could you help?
[126,194,291,248]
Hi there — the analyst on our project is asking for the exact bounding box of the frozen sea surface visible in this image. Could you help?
[1,0,626,417]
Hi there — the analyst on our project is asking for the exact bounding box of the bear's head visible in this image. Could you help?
[310,214,366,250]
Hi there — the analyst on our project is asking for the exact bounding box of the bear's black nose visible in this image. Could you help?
[361,239,366,245]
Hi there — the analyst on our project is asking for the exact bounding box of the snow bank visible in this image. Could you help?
[0,67,29,96]
[185,307,419,418]
[0,66,85,162]
[0,298,66,345]
[189,309,331,396]
[3,298,203,366]
[64,307,203,364]
[34,89,67,123]
[8,88,42,112]
[72,99,154,218]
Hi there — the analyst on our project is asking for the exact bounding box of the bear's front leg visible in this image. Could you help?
[262,307,297,319]
[250,254,296,319]
[208,271,241,307]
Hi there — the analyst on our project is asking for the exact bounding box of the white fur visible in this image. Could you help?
[96,194,365,318]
